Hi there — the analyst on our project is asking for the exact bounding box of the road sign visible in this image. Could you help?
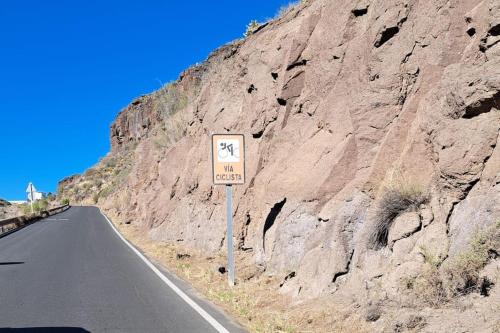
[26,182,35,214]
[211,134,245,287]
[211,134,245,185]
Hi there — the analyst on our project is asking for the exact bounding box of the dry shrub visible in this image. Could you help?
[442,222,499,297]
[153,110,188,150]
[244,20,261,37]
[156,82,187,118]
[368,172,428,249]
[152,82,188,150]
[412,222,500,306]
[274,2,300,19]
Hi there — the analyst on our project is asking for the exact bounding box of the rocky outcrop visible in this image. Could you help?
[59,0,500,330]
[0,198,19,220]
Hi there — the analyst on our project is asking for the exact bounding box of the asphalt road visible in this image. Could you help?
[0,206,244,333]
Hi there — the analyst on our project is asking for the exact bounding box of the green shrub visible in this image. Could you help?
[61,198,70,206]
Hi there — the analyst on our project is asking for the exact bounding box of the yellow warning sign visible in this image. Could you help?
[211,134,245,185]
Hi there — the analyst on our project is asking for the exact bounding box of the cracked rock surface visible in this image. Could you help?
[59,0,500,331]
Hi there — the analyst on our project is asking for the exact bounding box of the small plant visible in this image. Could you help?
[93,179,103,189]
[37,198,49,211]
[244,20,260,37]
[19,203,32,215]
[99,186,113,199]
[442,223,500,297]
[368,171,428,249]
[61,198,70,206]
[413,222,500,306]
[419,245,441,268]
[414,254,447,306]
[275,2,299,18]
[92,193,99,204]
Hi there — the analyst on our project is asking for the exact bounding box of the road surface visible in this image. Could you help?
[0,206,244,333]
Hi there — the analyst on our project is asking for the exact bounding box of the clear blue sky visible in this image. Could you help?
[0,0,292,200]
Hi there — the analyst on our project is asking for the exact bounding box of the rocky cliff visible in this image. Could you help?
[59,0,500,331]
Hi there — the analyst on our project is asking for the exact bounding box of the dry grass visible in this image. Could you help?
[151,82,189,151]
[368,171,428,249]
[409,221,500,306]
[152,110,188,150]
[105,211,368,333]
[274,2,300,19]
[442,221,500,297]
[244,20,261,37]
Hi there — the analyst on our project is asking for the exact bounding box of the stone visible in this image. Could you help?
[420,208,434,228]
[388,212,421,247]
[365,305,381,322]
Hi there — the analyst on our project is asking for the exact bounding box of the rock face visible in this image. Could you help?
[0,198,19,220]
[59,0,500,329]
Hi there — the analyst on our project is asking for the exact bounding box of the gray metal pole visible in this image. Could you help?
[30,184,34,214]
[225,185,235,286]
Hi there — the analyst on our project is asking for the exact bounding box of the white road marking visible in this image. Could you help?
[99,209,231,333]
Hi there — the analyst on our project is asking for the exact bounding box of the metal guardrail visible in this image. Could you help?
[0,204,70,236]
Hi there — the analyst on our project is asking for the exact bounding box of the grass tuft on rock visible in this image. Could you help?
[368,173,428,249]
[409,221,500,306]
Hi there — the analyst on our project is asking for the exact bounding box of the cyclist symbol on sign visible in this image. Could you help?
[217,139,240,163]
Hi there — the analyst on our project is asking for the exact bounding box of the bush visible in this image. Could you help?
[99,186,113,199]
[442,222,500,296]
[153,111,188,150]
[19,203,32,215]
[92,193,99,204]
[244,20,260,37]
[36,199,49,211]
[275,2,299,18]
[368,179,428,249]
[61,198,70,206]
[93,179,103,189]
[411,222,500,306]
[156,82,188,119]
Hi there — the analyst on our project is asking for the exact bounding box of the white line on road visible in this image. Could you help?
[99,209,231,333]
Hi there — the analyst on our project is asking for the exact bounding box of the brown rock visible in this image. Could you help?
[388,212,421,247]
[58,0,500,329]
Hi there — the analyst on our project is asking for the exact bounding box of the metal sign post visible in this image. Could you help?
[26,183,35,214]
[225,185,235,286]
[211,134,245,287]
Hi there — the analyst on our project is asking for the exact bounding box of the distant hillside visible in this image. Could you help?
[0,198,11,207]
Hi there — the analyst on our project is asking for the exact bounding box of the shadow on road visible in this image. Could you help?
[0,262,24,265]
[0,328,90,333]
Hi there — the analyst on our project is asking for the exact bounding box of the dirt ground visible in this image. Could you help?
[106,211,372,333]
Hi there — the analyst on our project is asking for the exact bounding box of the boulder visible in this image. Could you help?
[388,212,421,247]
